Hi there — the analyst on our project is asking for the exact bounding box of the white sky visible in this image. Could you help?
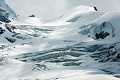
[4,0,120,20]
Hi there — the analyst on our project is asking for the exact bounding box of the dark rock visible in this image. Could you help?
[0,27,5,34]
[114,74,120,78]
[55,78,58,80]
[0,14,10,23]
[5,37,16,43]
[95,31,110,39]
[94,7,98,11]
[29,15,35,17]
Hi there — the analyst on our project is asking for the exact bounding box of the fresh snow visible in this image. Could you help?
[0,1,120,80]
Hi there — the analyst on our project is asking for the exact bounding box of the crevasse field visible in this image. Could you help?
[0,0,120,80]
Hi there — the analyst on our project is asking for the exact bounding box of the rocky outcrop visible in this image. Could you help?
[0,8,11,23]
[95,31,110,39]
[79,22,115,40]
[93,22,115,38]
[0,27,5,34]
[5,37,16,43]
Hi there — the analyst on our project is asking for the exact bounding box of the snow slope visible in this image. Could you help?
[52,5,95,24]
[4,0,120,19]
[0,0,16,17]
[0,2,120,80]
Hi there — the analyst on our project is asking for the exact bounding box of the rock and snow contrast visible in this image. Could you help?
[0,0,120,80]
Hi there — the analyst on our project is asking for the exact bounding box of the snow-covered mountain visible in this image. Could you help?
[0,1,120,80]
[0,0,16,23]
[0,0,16,17]
[4,0,120,19]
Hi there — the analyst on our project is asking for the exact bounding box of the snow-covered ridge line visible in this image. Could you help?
[0,0,16,17]
[0,2,120,80]
[53,5,96,24]
[0,0,16,23]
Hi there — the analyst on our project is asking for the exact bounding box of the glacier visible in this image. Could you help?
[0,0,120,80]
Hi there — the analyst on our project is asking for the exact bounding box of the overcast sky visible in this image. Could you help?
[5,0,120,19]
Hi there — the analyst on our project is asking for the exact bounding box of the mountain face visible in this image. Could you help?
[0,0,16,23]
[0,1,120,80]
